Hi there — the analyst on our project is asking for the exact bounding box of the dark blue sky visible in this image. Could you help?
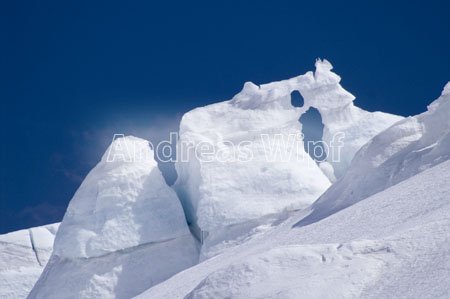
[1,0,449,233]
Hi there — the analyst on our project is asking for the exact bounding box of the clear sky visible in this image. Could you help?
[1,0,449,233]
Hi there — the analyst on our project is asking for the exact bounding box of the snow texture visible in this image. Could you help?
[174,59,401,237]
[51,136,190,259]
[136,158,450,299]
[0,223,59,299]
[28,136,199,299]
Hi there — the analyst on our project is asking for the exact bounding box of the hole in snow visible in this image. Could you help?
[299,107,326,162]
[290,90,304,108]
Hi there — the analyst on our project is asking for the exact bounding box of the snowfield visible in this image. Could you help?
[0,60,448,298]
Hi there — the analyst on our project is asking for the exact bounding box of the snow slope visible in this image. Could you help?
[174,59,401,239]
[0,223,58,299]
[136,158,450,299]
[29,136,199,299]
[299,82,450,226]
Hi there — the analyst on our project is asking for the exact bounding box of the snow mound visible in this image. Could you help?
[136,158,450,299]
[0,223,59,299]
[299,82,450,225]
[29,136,199,299]
[174,59,401,238]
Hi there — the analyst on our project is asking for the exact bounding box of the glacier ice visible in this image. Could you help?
[28,136,198,299]
[174,59,402,239]
[0,223,58,299]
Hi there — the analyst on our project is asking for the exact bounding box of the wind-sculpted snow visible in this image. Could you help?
[0,223,58,299]
[29,136,198,299]
[175,59,401,239]
[298,82,450,226]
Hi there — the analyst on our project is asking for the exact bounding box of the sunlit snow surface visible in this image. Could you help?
[137,159,450,299]
[28,137,198,299]
[136,82,450,299]
[174,59,401,237]
[1,62,449,299]
[0,223,58,299]
[300,82,450,226]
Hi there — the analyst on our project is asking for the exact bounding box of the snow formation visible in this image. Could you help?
[0,223,58,299]
[299,82,450,225]
[28,136,198,299]
[174,59,401,240]
[136,77,450,299]
[2,60,448,299]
